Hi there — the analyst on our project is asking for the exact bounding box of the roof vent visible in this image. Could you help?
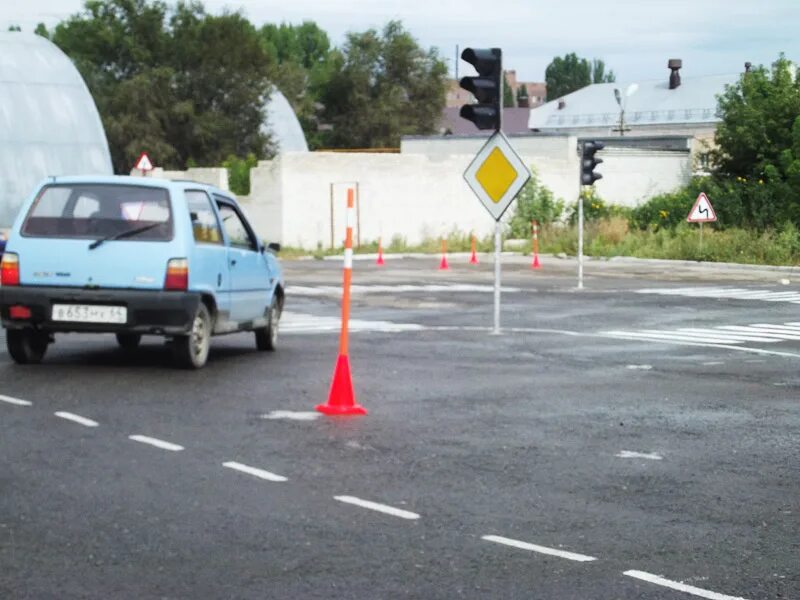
[557,99,566,110]
[668,58,682,89]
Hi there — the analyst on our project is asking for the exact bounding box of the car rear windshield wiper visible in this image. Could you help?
[88,222,162,250]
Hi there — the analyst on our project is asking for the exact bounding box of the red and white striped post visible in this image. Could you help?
[316,188,367,416]
[531,220,541,269]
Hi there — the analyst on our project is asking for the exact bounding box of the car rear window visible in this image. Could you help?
[22,184,173,241]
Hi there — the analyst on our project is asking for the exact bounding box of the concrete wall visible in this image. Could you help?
[245,141,691,249]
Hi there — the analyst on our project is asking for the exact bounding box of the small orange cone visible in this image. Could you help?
[531,220,541,269]
[469,234,479,264]
[376,237,385,266]
[316,354,367,416]
[438,238,449,270]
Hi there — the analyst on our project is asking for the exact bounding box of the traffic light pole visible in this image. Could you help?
[491,74,505,335]
[578,186,584,290]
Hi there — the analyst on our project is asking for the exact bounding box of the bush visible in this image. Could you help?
[508,169,565,238]
[223,154,258,196]
[567,188,631,225]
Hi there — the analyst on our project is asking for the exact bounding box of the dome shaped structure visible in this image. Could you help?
[264,88,309,154]
[0,33,112,227]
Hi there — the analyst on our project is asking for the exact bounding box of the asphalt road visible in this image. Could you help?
[1,254,798,599]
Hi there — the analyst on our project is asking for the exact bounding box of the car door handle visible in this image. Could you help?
[217,273,222,287]
[230,259,237,266]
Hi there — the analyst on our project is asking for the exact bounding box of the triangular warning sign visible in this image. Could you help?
[134,152,153,172]
[687,192,716,223]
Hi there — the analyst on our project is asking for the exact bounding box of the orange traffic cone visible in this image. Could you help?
[531,220,541,269]
[532,253,541,269]
[439,238,449,270]
[469,234,479,264]
[315,187,367,417]
[376,238,385,266]
[316,354,367,416]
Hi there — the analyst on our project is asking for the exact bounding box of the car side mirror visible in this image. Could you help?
[267,242,281,253]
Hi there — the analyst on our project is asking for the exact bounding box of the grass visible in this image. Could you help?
[278,219,800,267]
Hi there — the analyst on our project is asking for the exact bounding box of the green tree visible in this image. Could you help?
[7,25,21,31]
[545,53,616,100]
[34,23,49,37]
[503,73,515,107]
[591,59,615,83]
[508,169,565,237]
[545,53,591,100]
[260,21,335,149]
[318,21,448,148]
[51,0,273,172]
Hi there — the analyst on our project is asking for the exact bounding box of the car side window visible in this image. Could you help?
[217,202,257,251]
[185,190,223,245]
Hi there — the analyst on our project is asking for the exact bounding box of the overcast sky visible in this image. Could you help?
[2,0,798,83]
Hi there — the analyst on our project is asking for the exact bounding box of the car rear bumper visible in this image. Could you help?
[0,286,201,335]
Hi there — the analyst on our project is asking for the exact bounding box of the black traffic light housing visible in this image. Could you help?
[581,141,604,185]
[459,47,502,131]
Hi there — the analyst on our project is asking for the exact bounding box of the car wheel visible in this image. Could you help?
[255,298,280,352]
[6,329,49,364]
[116,333,141,351]
[173,304,211,369]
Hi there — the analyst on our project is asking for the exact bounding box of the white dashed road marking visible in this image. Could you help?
[128,435,184,452]
[334,495,420,520]
[623,570,749,600]
[616,450,663,460]
[626,364,652,370]
[0,394,32,406]
[223,461,288,482]
[482,535,597,562]
[261,410,322,421]
[54,411,99,427]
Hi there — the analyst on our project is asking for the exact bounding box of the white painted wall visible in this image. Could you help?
[241,140,691,249]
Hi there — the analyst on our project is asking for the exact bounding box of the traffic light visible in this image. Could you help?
[459,48,502,131]
[581,141,604,185]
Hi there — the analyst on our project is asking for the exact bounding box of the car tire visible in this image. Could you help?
[255,297,280,352]
[116,333,141,351]
[6,329,49,364]
[173,303,212,369]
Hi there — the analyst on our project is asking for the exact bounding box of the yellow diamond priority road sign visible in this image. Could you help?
[464,131,530,221]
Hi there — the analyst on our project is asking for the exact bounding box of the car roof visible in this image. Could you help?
[37,175,234,201]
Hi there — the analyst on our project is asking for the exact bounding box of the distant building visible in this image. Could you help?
[528,60,740,149]
[438,107,532,136]
[445,72,546,109]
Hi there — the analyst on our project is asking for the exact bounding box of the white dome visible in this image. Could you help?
[0,33,112,226]
[264,88,309,154]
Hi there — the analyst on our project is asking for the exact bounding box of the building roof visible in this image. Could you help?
[0,33,112,226]
[264,88,309,153]
[440,107,532,136]
[528,73,740,131]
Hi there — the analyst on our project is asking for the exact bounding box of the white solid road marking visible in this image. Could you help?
[222,461,288,482]
[616,450,663,460]
[54,411,99,427]
[623,570,749,600]
[334,495,420,520]
[128,435,184,452]
[0,394,32,406]
[261,410,322,421]
[288,284,521,297]
[482,535,597,562]
[281,311,424,335]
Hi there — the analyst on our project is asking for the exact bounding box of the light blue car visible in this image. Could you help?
[0,176,284,368]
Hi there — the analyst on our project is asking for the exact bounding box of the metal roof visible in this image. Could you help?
[528,74,740,130]
[0,33,112,226]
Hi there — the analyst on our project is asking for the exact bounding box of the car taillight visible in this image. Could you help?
[165,258,188,291]
[1,253,20,286]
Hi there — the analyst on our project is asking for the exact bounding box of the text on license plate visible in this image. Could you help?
[52,304,127,324]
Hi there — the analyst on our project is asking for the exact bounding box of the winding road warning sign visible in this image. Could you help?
[687,192,716,223]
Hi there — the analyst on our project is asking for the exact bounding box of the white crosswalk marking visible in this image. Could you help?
[603,321,800,348]
[637,286,800,304]
[281,311,424,335]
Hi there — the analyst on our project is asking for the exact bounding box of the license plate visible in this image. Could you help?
[52,304,127,324]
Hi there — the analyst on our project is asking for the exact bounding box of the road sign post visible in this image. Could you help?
[463,132,530,334]
[687,192,717,254]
